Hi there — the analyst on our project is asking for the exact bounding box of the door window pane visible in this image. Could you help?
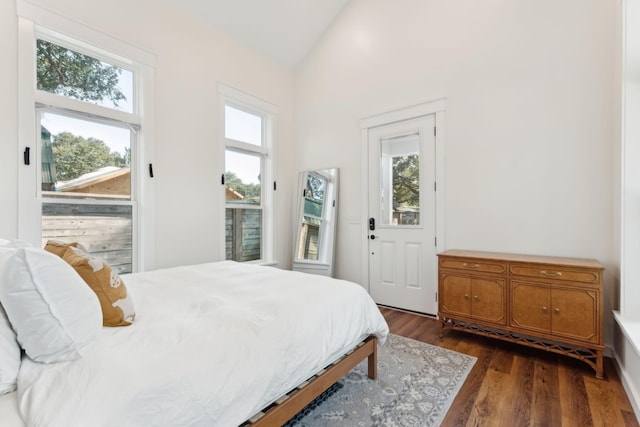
[37,39,133,113]
[41,112,131,200]
[225,150,261,205]
[224,105,262,146]
[380,134,420,225]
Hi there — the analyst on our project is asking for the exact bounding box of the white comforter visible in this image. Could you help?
[16,261,388,427]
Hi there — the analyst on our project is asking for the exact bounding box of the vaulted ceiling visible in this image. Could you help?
[163,0,351,68]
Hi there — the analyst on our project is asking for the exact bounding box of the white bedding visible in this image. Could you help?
[15,261,388,427]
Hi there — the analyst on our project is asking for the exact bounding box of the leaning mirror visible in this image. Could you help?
[292,168,339,277]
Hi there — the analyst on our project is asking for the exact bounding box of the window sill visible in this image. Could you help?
[614,310,640,356]
[254,260,278,267]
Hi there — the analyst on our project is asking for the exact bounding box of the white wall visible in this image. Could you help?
[295,0,617,341]
[0,0,296,269]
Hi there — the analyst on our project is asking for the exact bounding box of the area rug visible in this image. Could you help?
[285,334,476,427]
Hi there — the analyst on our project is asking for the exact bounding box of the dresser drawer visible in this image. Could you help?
[509,264,601,284]
[440,258,507,275]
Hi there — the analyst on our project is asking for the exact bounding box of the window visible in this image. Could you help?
[36,38,136,272]
[619,0,640,332]
[220,84,275,263]
[18,12,154,273]
[380,134,421,226]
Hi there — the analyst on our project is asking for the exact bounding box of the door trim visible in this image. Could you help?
[360,99,446,294]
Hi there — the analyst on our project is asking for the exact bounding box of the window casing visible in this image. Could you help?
[18,7,155,272]
[219,84,276,263]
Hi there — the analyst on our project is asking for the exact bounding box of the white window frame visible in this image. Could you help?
[17,1,156,271]
[618,0,640,348]
[218,83,276,264]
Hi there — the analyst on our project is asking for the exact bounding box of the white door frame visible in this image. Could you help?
[360,99,446,295]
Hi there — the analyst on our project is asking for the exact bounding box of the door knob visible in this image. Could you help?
[370,235,376,240]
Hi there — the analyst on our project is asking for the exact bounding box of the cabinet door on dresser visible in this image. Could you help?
[471,276,506,325]
[510,280,550,335]
[551,287,599,344]
[440,272,506,325]
[510,280,600,344]
[440,273,471,317]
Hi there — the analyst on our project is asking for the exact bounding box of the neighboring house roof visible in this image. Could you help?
[56,167,130,192]
[226,187,244,200]
[394,205,419,213]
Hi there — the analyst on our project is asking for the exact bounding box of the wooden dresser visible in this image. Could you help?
[438,250,605,378]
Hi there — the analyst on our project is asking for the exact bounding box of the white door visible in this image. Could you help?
[368,114,437,315]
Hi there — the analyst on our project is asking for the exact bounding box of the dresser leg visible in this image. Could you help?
[595,350,604,379]
[438,318,444,338]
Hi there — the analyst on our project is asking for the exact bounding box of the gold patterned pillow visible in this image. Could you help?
[44,240,85,258]
[62,246,135,327]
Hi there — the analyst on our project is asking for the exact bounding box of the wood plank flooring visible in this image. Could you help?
[380,306,639,427]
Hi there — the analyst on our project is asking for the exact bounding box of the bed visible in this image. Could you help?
[0,250,388,427]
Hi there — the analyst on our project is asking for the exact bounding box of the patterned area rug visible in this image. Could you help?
[285,334,476,427]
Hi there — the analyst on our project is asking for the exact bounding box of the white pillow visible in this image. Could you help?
[0,247,102,363]
[0,239,32,248]
[0,240,28,394]
[0,304,20,395]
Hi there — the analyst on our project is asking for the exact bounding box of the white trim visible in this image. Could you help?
[225,139,269,156]
[360,127,370,290]
[435,112,446,255]
[17,9,156,272]
[18,17,39,245]
[360,100,446,296]
[612,311,640,420]
[360,98,446,130]
[17,0,156,66]
[620,0,629,317]
[218,82,278,114]
[35,92,140,126]
[219,83,277,264]
[614,311,640,361]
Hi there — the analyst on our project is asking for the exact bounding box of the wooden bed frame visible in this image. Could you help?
[243,335,378,426]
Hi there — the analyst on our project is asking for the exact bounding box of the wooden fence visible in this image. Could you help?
[226,208,261,261]
[42,203,133,273]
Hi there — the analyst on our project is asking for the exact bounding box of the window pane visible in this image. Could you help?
[392,155,420,225]
[41,112,131,200]
[304,173,326,217]
[42,203,133,273]
[225,105,262,146]
[225,150,261,205]
[36,39,133,113]
[225,208,262,261]
[380,135,420,225]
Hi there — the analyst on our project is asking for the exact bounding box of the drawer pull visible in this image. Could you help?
[540,270,563,277]
[464,294,469,299]
[473,295,479,301]
[542,306,548,312]
[462,263,480,269]
[554,308,560,314]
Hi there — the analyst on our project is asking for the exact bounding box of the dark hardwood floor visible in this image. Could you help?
[379,306,639,427]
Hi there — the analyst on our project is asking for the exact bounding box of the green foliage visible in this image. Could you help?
[225,171,260,203]
[306,174,326,202]
[37,39,126,106]
[52,132,126,181]
[393,155,419,208]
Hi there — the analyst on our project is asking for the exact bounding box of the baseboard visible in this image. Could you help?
[377,304,437,319]
[611,348,640,422]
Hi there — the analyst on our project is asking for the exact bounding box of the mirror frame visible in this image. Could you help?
[292,168,339,277]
